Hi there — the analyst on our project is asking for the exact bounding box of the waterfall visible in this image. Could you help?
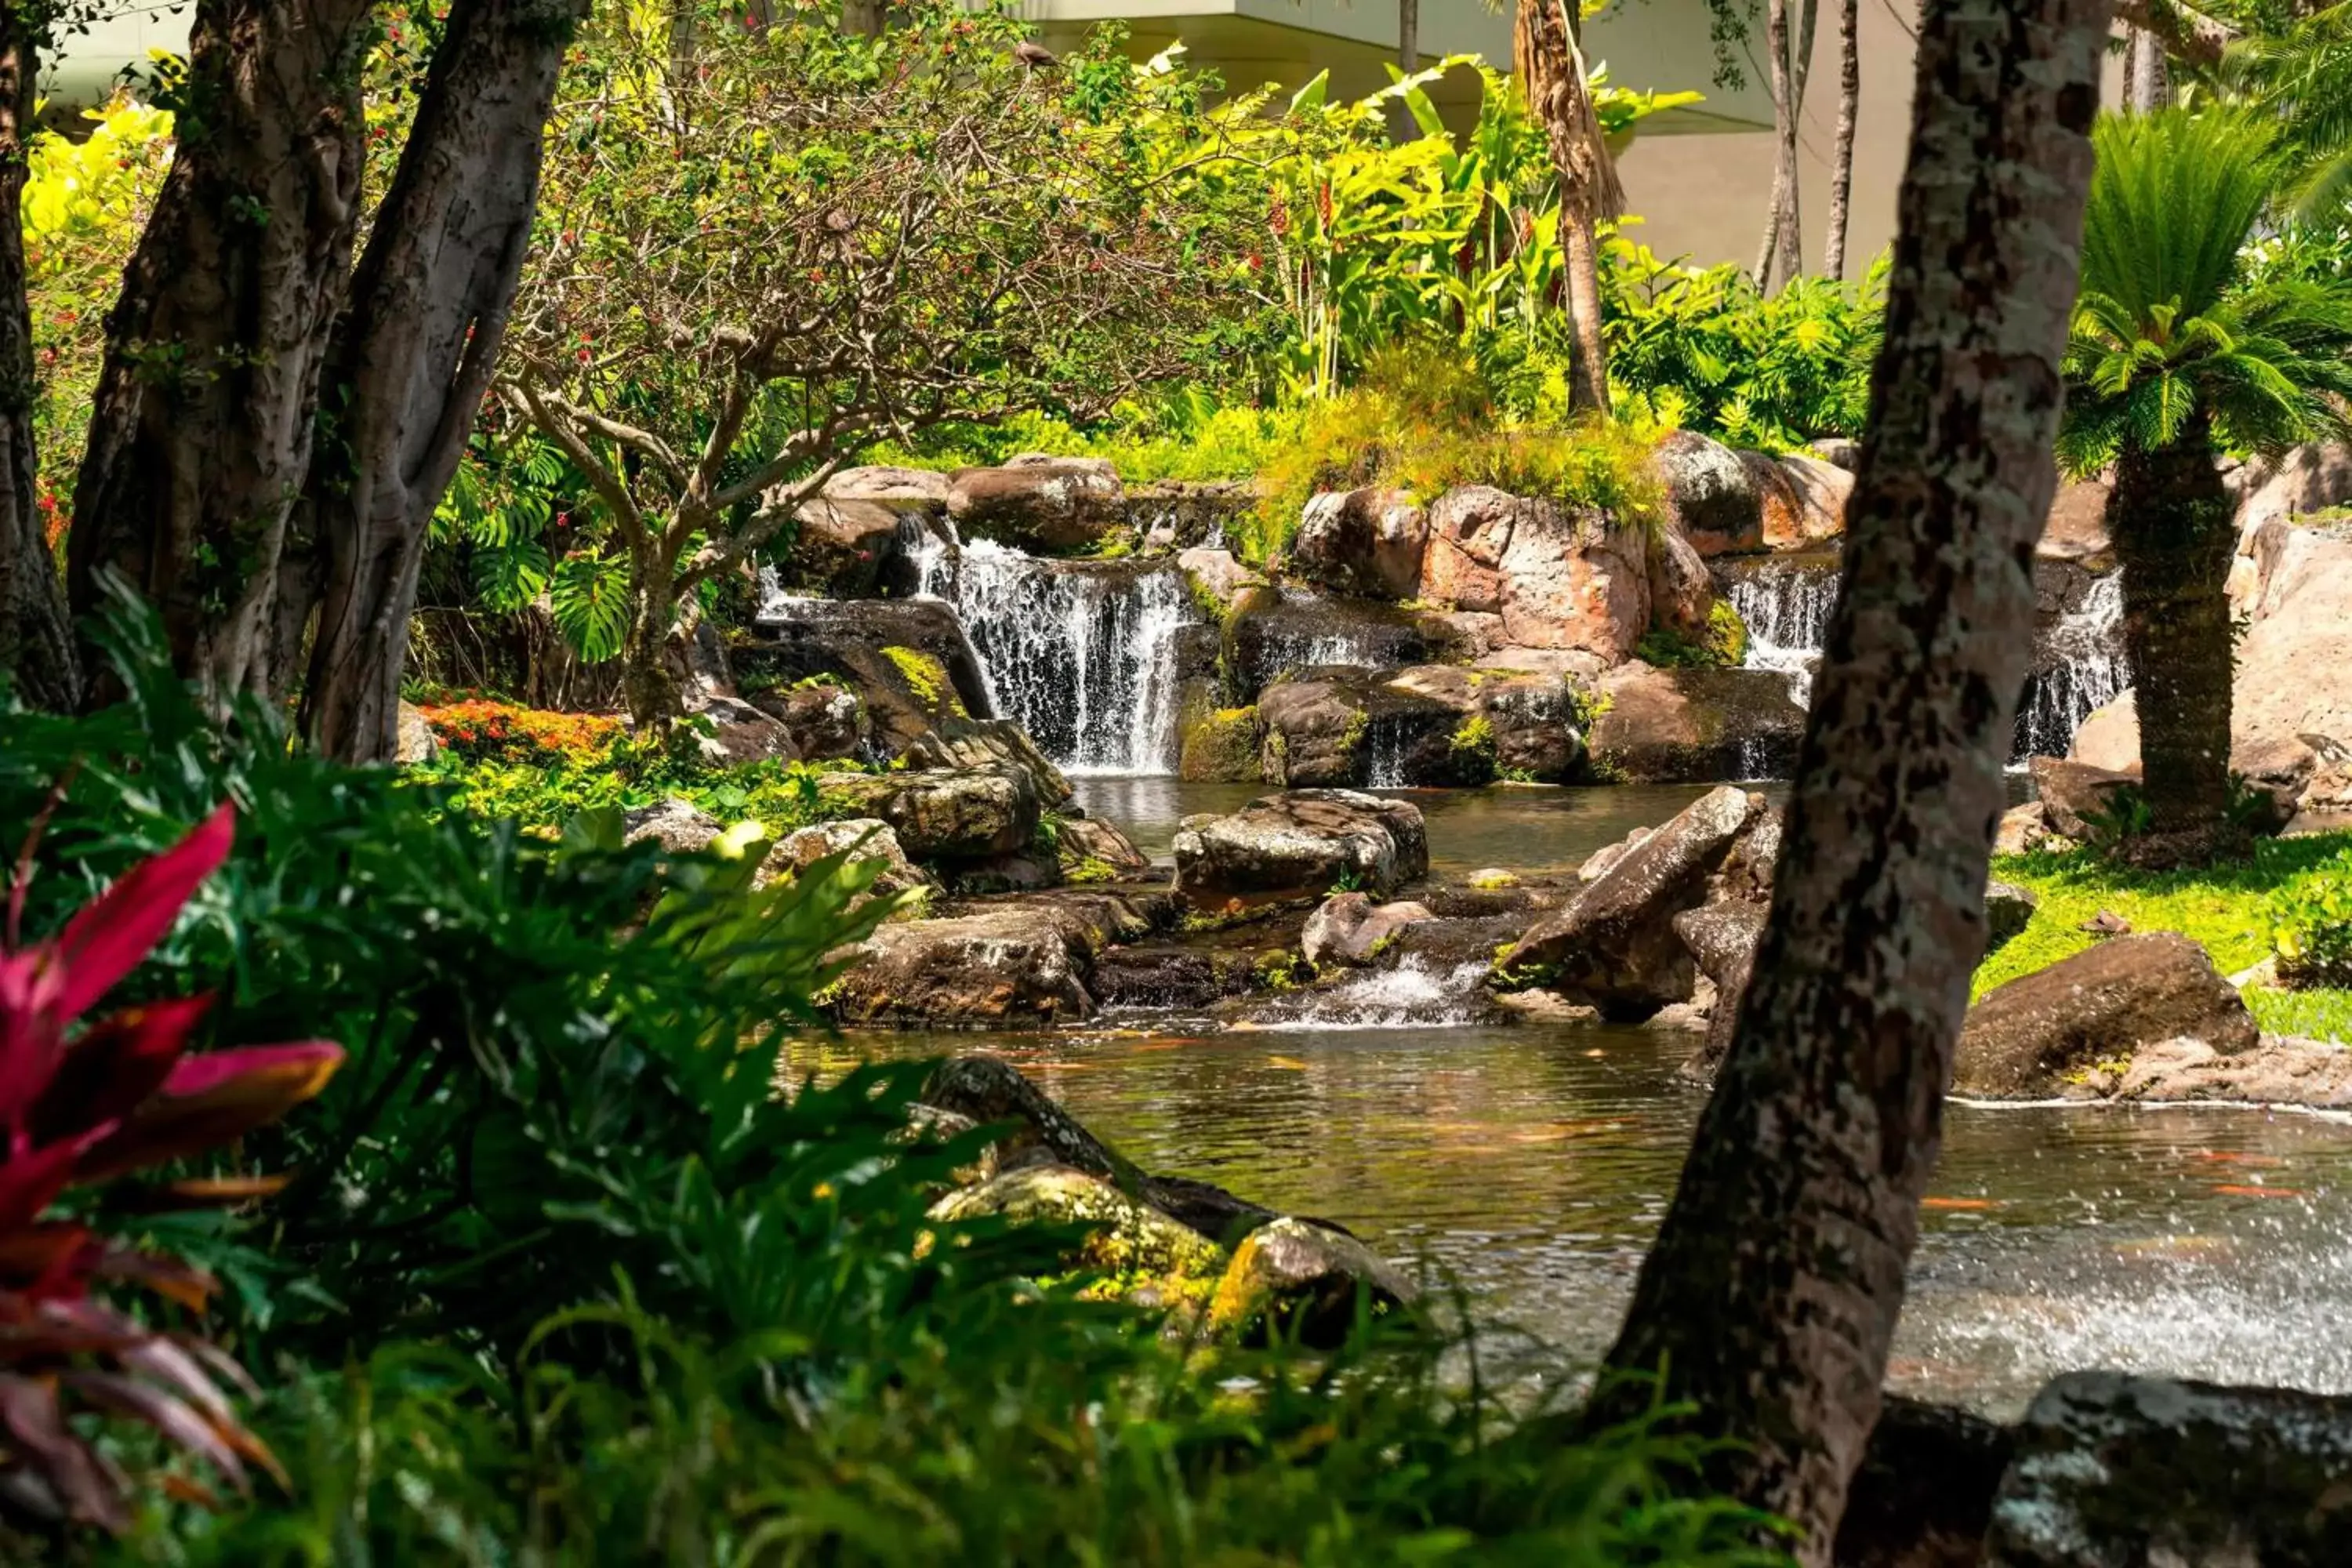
[1361,711,1410,789]
[1726,558,1838,706]
[2013,573,2128,760]
[914,534,1194,775]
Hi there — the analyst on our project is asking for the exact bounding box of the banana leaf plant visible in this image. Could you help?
[0,801,343,1530]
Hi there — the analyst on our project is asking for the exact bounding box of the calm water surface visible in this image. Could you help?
[836,779,2352,1419]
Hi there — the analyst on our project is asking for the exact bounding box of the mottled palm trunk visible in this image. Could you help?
[0,11,74,709]
[299,0,581,762]
[64,0,375,705]
[1823,0,1860,278]
[1515,0,1619,412]
[2110,427,2235,850]
[1588,0,2106,1556]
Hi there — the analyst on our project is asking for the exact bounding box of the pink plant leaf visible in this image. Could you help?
[91,1243,220,1313]
[49,804,235,1025]
[31,993,211,1148]
[0,1132,107,1232]
[63,1370,249,1496]
[119,1336,234,1425]
[74,1041,343,1183]
[0,1373,125,1530]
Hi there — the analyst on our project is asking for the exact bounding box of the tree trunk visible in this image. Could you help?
[622,546,681,727]
[2111,427,2236,855]
[64,0,376,706]
[1586,0,2106,1555]
[1755,0,1806,289]
[0,9,74,709]
[1515,0,1619,412]
[1399,0,1418,71]
[1824,0,1860,278]
[298,0,582,763]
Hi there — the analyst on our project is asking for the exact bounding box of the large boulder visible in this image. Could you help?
[622,797,728,857]
[829,891,1161,1028]
[1758,453,1851,550]
[1643,528,1719,645]
[770,818,933,905]
[780,497,903,598]
[1650,430,1764,556]
[1207,1217,1418,1348]
[1417,485,1519,612]
[1132,479,1258,553]
[2029,756,2138,840]
[394,699,437,764]
[948,456,1125,554]
[1986,1373,2352,1567]
[1301,892,1436,969]
[758,679,867,761]
[2230,441,2352,533]
[817,767,1040,862]
[1172,789,1428,908]
[1384,662,1588,783]
[821,464,953,511]
[2038,477,2114,568]
[1585,662,1808,782]
[1496,499,1652,659]
[1288,487,1428,600]
[736,597,992,753]
[2080,1033,2352,1106]
[1256,672,1468,789]
[1178,546,1267,615]
[1222,590,1450,702]
[1178,702,1264,782]
[1498,786,1759,1016]
[903,717,1074,810]
[1951,933,2259,1098]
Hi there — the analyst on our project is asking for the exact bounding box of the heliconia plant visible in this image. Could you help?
[0,800,343,1530]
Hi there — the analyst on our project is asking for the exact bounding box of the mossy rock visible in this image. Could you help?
[880,644,967,720]
[929,1163,1226,1308]
[1207,1217,1417,1348]
[1181,705,1264,782]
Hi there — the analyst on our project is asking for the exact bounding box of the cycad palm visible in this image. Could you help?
[2060,108,2352,860]
[2227,0,2352,222]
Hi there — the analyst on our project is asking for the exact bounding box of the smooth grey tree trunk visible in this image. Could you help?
[1823,0,1860,278]
[1754,0,1806,289]
[64,0,376,706]
[298,0,583,762]
[1399,0,1418,71]
[0,8,74,709]
[1588,0,2107,1558]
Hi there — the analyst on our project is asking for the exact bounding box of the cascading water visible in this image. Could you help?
[2013,572,2129,760]
[906,528,1195,775]
[1726,559,1839,706]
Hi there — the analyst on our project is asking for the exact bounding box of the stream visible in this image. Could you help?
[815,782,2352,1421]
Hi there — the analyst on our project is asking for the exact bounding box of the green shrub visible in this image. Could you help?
[1449,713,1500,783]
[1637,602,1747,670]
[2273,848,2352,985]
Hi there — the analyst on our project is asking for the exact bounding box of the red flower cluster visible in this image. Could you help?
[419,699,621,765]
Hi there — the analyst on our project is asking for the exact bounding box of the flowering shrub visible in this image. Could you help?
[0,801,342,1529]
[416,698,620,764]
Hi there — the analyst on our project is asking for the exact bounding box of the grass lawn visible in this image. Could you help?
[1981,829,2352,1043]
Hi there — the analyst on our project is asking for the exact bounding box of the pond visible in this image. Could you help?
[819,778,2352,1421]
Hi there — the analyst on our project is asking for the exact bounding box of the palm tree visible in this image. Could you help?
[2059,108,2352,862]
[1514,0,1621,411]
[2228,0,2352,221]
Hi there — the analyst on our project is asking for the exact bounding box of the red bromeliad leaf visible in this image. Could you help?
[29,994,211,1149]
[74,1042,343,1184]
[0,1221,94,1295]
[92,1245,219,1314]
[49,805,234,1025]
[63,1370,249,1495]
[0,1374,125,1530]
[0,1134,105,1232]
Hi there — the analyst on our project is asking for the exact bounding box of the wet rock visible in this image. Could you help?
[1497,499,1652,659]
[1711,807,1782,903]
[1670,900,1766,1083]
[1134,479,1257,553]
[1178,702,1264,782]
[1986,1372,2352,1567]
[1257,673,1464,789]
[622,797,728,856]
[688,696,797,767]
[394,699,437,764]
[829,906,1094,1025]
[920,1054,1277,1240]
[2029,757,2138,840]
[758,679,866,761]
[1759,453,1851,549]
[948,457,1125,554]
[781,497,903,597]
[1058,814,1149,877]
[1984,880,2037,953]
[1650,430,1764,556]
[1382,663,1588,783]
[1579,827,1651,884]
[1289,486,1428,600]
[1418,485,1519,612]
[1500,785,1759,1016]
[1223,590,1442,702]
[1089,944,1258,1009]
[1178,546,1267,615]
[1301,893,1436,969]
[2078,1033,2352,1106]
[1257,676,1371,788]
[771,818,933,903]
[1586,662,1808,782]
[928,1163,1227,1294]
[1836,1396,2016,1568]
[2038,477,2114,567]
[904,716,1075,810]
[1208,1217,1417,1348]
[1173,789,1429,908]
[1952,933,2259,1098]
[816,767,1039,862]
[736,597,992,753]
